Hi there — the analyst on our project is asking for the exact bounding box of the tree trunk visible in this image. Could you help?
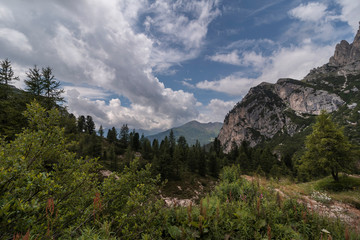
[331,169,339,181]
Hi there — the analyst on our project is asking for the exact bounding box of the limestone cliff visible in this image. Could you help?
[218,24,360,153]
[305,22,360,81]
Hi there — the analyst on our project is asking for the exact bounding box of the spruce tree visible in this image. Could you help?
[119,124,129,149]
[98,125,104,137]
[85,115,95,134]
[77,115,86,133]
[107,127,117,143]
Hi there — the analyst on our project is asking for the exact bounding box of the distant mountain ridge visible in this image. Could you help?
[218,23,360,153]
[146,120,222,146]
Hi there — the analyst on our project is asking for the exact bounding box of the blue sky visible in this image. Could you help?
[0,0,359,132]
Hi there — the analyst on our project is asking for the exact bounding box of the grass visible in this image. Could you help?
[282,174,360,209]
[242,174,360,210]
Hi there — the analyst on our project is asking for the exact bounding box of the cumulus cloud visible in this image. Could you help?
[65,89,184,130]
[0,0,219,130]
[197,99,237,123]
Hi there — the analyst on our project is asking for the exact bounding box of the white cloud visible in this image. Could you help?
[147,0,220,72]
[64,86,111,100]
[197,99,236,123]
[198,1,356,96]
[65,90,184,130]
[208,50,267,70]
[197,42,334,95]
[289,2,328,22]
[0,28,32,53]
[0,0,218,130]
[208,50,242,65]
[197,73,256,96]
[335,0,360,34]
[148,0,220,50]
[0,5,14,22]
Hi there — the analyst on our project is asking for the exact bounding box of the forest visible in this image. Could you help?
[1,59,360,239]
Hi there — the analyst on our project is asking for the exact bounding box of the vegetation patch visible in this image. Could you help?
[315,174,360,192]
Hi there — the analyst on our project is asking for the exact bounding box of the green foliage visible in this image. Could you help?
[315,174,360,192]
[25,65,43,96]
[0,58,19,86]
[0,101,100,239]
[101,159,164,239]
[24,66,64,108]
[162,165,354,239]
[298,111,354,181]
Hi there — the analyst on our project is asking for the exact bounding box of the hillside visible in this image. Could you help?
[218,23,360,154]
[146,120,222,146]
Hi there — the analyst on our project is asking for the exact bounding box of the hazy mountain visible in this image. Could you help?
[146,120,222,146]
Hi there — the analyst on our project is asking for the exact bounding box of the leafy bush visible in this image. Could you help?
[0,101,100,239]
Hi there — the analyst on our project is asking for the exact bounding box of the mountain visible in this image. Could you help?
[146,120,222,146]
[218,23,360,153]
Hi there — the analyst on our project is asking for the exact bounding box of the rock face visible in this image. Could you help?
[218,79,345,152]
[218,24,360,153]
[305,22,360,81]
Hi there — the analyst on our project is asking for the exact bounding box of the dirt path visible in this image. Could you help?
[300,195,360,232]
[242,175,360,232]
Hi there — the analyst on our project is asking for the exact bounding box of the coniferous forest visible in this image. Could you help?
[1,59,360,239]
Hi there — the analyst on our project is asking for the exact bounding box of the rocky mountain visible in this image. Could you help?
[218,23,360,153]
[147,120,222,146]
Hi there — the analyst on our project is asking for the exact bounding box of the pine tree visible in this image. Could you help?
[299,111,354,181]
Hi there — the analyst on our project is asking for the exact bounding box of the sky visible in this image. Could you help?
[1,0,359,133]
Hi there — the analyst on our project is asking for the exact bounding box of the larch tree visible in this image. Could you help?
[41,66,64,107]
[0,58,19,86]
[299,110,354,181]
[25,65,43,96]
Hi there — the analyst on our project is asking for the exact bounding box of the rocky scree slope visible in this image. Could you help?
[218,23,360,153]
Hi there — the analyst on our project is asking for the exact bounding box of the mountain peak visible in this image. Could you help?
[147,120,222,146]
[329,23,360,67]
[304,23,360,81]
[218,25,360,152]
